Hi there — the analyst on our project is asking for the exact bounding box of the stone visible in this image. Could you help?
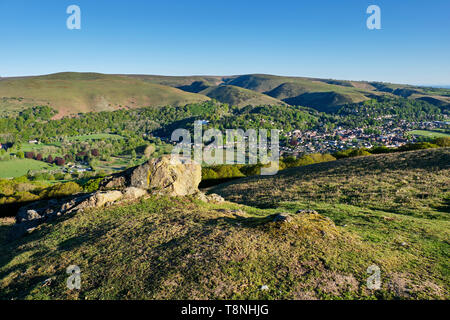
[273,213,293,223]
[193,191,209,202]
[296,209,318,215]
[206,193,225,203]
[122,187,147,200]
[194,192,225,203]
[16,209,41,223]
[100,155,201,196]
[76,190,123,210]
[101,175,126,190]
[146,156,201,196]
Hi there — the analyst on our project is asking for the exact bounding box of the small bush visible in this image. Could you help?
[398,142,439,152]
[202,168,219,180]
[432,137,450,147]
[370,146,393,154]
[41,182,82,198]
[82,177,103,193]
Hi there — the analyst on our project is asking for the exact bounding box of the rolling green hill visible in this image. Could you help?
[199,85,287,107]
[0,73,210,117]
[125,73,450,112]
[1,72,449,117]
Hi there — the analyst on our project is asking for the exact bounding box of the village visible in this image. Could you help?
[281,120,449,155]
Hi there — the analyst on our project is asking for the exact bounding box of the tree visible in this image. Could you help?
[17,151,25,159]
[25,151,35,159]
[55,157,65,166]
[46,155,54,163]
[433,137,450,147]
[91,149,100,157]
[36,153,43,161]
[64,154,73,162]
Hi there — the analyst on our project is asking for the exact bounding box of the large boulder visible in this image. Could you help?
[122,187,147,200]
[100,155,201,196]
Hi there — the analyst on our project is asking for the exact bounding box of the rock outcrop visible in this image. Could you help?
[273,213,293,223]
[100,155,201,196]
[194,191,225,204]
[11,155,202,239]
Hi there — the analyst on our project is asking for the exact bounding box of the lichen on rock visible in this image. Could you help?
[100,155,201,196]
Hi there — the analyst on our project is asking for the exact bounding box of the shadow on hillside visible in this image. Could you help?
[0,210,121,299]
[206,214,274,229]
[57,224,115,252]
[0,224,13,245]
[436,197,450,213]
[138,216,274,297]
[0,201,37,218]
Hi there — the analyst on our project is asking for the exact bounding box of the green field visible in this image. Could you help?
[0,159,53,178]
[66,133,124,142]
[19,142,61,152]
[409,130,450,138]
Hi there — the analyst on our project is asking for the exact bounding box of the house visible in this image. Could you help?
[28,139,39,144]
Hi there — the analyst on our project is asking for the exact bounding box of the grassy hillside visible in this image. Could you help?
[409,130,450,139]
[0,149,449,299]
[2,72,448,116]
[0,73,210,118]
[123,74,225,87]
[0,193,447,300]
[200,85,286,107]
[0,159,53,179]
[283,91,367,113]
[211,148,450,218]
[132,73,450,111]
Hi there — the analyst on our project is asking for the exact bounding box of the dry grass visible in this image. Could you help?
[0,149,448,300]
[0,194,448,300]
[211,148,450,219]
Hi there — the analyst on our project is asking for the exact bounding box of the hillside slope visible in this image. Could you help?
[211,148,450,218]
[0,73,210,117]
[2,72,448,116]
[125,73,450,111]
[0,149,449,300]
[199,85,287,107]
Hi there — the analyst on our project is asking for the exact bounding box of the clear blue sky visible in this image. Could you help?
[0,0,449,85]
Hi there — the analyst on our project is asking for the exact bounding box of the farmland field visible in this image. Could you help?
[409,130,450,138]
[18,142,61,152]
[0,159,53,178]
[66,133,124,141]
